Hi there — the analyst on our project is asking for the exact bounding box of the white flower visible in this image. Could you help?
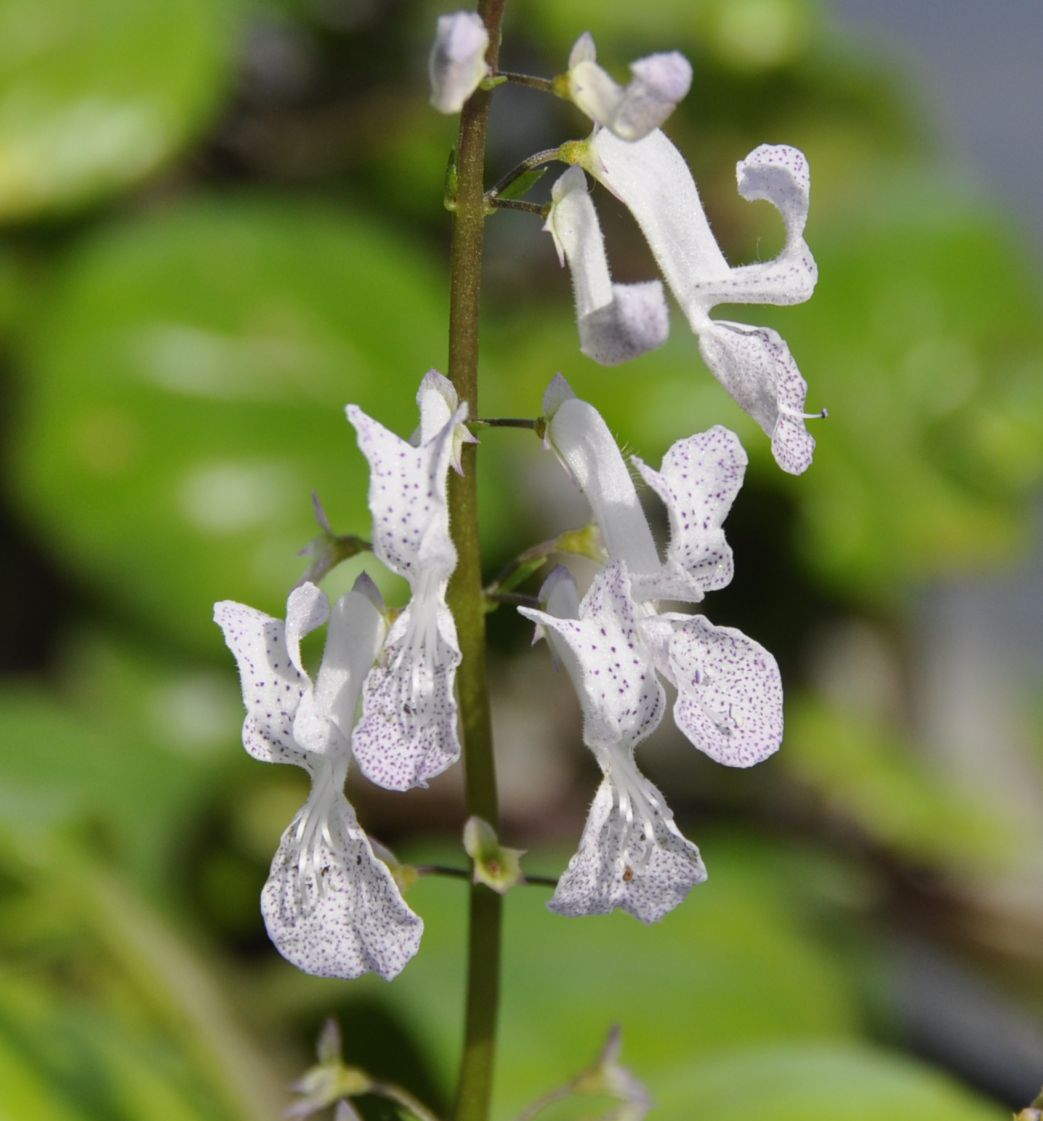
[520,564,706,923]
[517,380,784,920]
[565,32,691,142]
[429,11,490,114]
[214,578,423,980]
[578,130,821,475]
[345,371,469,791]
[535,375,783,767]
[544,166,668,366]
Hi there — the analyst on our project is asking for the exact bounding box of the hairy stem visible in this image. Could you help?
[446,3,508,1121]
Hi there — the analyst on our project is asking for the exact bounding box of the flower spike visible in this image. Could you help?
[545,167,669,366]
[429,12,490,114]
[565,32,692,142]
[215,578,423,980]
[346,374,466,791]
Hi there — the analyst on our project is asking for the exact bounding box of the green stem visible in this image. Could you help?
[446,3,508,1121]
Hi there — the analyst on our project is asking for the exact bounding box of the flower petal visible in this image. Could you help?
[415,369,476,475]
[567,35,691,142]
[519,563,664,753]
[588,129,730,301]
[697,320,814,475]
[549,774,706,923]
[346,395,463,584]
[544,389,661,578]
[545,167,668,366]
[294,576,387,755]
[632,425,746,597]
[214,599,307,766]
[428,11,490,114]
[261,775,423,980]
[689,143,817,312]
[351,597,461,791]
[661,613,783,767]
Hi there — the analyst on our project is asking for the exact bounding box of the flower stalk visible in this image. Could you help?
[446,3,508,1120]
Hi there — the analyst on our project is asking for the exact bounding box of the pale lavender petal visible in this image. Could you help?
[351,597,461,791]
[261,773,423,980]
[567,38,691,142]
[549,774,707,923]
[429,11,489,114]
[579,282,669,366]
[632,426,747,597]
[610,52,692,141]
[519,563,664,753]
[214,600,306,766]
[697,320,815,475]
[665,614,783,767]
[545,167,668,366]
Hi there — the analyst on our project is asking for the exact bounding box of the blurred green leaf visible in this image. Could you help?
[654,1042,1006,1120]
[0,0,236,221]
[784,698,1018,872]
[10,195,497,651]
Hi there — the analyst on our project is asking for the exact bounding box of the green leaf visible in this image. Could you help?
[0,0,235,221]
[496,166,549,203]
[10,196,455,651]
[655,1042,1006,1121]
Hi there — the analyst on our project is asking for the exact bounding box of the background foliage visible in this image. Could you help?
[2,1,1041,1119]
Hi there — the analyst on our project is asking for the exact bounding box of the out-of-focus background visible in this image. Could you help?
[1,1,1041,1119]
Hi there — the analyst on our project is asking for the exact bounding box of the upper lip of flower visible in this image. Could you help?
[344,371,469,791]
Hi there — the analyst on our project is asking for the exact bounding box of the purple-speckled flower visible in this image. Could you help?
[345,371,471,791]
[519,377,783,920]
[520,564,707,922]
[214,577,423,980]
[567,131,822,474]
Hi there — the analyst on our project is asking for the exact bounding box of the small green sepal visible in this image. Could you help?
[463,816,526,894]
[496,166,549,203]
[443,147,459,212]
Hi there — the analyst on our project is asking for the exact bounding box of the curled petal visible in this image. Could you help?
[698,321,815,475]
[262,776,423,980]
[690,143,817,312]
[429,11,489,114]
[519,563,664,754]
[545,168,668,366]
[550,774,706,923]
[632,426,747,598]
[351,596,461,791]
[214,600,307,766]
[662,614,783,767]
